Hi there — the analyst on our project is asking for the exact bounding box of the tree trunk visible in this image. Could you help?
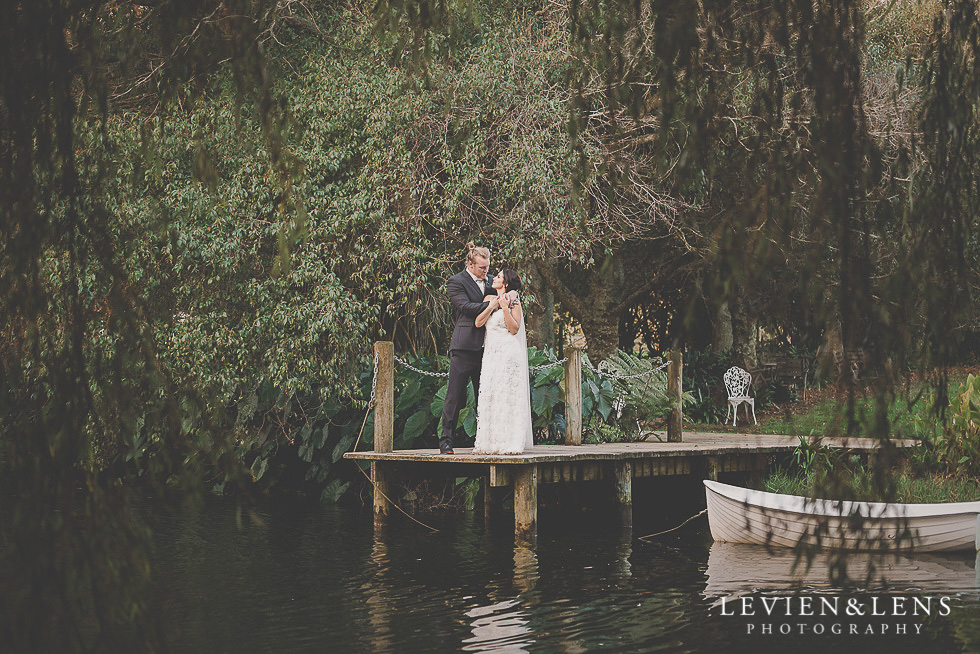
[525,262,555,350]
[532,250,666,364]
[712,301,733,353]
[579,315,620,362]
[730,301,757,370]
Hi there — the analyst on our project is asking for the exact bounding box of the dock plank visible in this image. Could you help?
[344,431,914,465]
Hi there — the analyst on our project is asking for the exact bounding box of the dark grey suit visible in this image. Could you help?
[440,271,497,450]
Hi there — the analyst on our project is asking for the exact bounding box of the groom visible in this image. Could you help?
[439,244,497,454]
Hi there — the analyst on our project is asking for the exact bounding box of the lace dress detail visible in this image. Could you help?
[473,306,534,455]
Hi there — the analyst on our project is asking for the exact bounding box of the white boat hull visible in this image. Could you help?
[704,480,980,553]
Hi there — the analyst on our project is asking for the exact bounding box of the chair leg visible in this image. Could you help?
[726,403,732,425]
[751,401,757,425]
[732,402,738,428]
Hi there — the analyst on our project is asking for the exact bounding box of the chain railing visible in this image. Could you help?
[393,354,450,378]
[387,353,670,381]
[383,349,670,389]
[361,344,683,449]
[584,359,670,381]
[392,353,568,376]
[529,357,567,372]
[369,350,379,406]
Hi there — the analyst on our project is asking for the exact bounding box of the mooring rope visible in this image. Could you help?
[637,509,707,542]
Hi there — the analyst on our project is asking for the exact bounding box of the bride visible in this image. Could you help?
[472,269,533,455]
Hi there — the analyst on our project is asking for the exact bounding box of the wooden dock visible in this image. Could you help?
[346,431,909,545]
[351,342,915,545]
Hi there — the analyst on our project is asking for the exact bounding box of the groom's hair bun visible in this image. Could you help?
[465,242,490,263]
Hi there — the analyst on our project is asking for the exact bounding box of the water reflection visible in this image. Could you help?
[131,499,980,653]
[364,538,395,652]
[704,542,980,599]
[614,530,632,579]
[512,545,539,594]
[461,546,539,653]
[463,598,533,653]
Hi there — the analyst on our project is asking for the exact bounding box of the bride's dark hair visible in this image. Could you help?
[500,269,522,293]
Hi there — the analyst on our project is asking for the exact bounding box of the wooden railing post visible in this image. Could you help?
[667,348,683,442]
[564,347,583,445]
[373,341,394,528]
[374,341,394,453]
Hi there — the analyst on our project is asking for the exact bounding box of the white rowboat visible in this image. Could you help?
[704,479,980,552]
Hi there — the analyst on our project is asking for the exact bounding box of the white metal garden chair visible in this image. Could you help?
[724,366,757,427]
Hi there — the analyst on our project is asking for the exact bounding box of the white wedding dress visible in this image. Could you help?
[473,306,534,455]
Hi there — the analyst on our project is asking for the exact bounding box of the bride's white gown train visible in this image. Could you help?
[473,307,533,454]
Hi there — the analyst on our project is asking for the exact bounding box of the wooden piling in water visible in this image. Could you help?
[564,347,583,445]
[373,341,394,528]
[613,461,632,529]
[514,464,538,546]
[706,455,720,482]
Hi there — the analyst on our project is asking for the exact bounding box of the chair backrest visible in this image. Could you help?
[724,366,751,398]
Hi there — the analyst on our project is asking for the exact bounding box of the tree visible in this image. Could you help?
[0,1,301,650]
[373,0,980,431]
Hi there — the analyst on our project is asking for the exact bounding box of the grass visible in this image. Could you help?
[709,369,980,503]
[694,370,975,439]
[763,466,980,503]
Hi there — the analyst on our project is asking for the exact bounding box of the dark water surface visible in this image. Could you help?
[148,498,980,653]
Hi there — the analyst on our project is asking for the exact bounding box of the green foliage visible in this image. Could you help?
[1,1,302,650]
[792,433,837,477]
[6,0,980,648]
[864,0,941,69]
[765,465,980,504]
[914,374,980,475]
[528,347,567,439]
[682,349,732,424]
[581,351,676,440]
[601,350,673,420]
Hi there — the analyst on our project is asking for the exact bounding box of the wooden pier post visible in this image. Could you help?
[564,347,583,445]
[667,349,683,442]
[706,455,720,482]
[613,461,632,529]
[482,477,494,528]
[513,464,538,546]
[747,454,767,487]
[373,341,394,528]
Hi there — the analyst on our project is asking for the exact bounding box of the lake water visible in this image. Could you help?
[148,497,980,653]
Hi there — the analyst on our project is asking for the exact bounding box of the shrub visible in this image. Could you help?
[682,348,732,424]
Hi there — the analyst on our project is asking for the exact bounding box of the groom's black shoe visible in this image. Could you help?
[439,439,455,455]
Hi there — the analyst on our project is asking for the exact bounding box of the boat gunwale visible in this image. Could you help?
[703,480,980,519]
